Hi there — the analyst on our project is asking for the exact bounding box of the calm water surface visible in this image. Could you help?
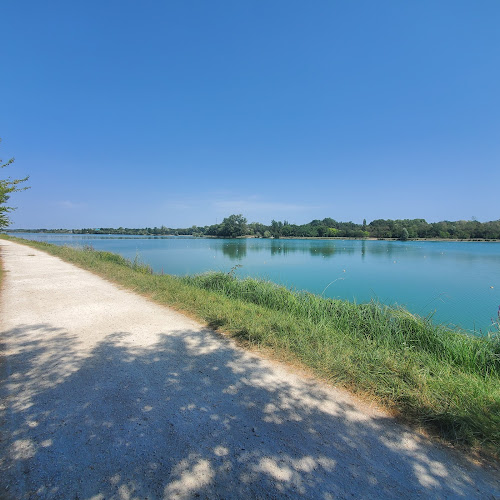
[12,234,500,334]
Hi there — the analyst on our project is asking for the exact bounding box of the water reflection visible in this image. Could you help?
[309,245,337,258]
[242,239,500,264]
[270,240,294,256]
[221,240,247,260]
[218,239,358,259]
[267,240,352,258]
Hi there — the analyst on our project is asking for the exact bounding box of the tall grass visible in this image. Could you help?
[3,236,499,457]
[183,271,500,378]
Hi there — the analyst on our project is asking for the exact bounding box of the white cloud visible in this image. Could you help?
[55,200,87,209]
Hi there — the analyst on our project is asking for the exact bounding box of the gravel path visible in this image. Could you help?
[0,239,498,499]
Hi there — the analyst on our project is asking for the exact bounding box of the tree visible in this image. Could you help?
[270,219,283,238]
[0,140,29,229]
[218,214,248,238]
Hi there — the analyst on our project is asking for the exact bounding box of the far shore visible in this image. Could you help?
[238,236,500,242]
[5,230,500,243]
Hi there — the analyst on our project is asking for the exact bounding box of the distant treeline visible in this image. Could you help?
[8,215,500,240]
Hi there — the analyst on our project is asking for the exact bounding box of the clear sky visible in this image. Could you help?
[1,1,499,229]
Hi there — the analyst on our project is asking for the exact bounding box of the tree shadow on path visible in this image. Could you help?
[1,323,499,499]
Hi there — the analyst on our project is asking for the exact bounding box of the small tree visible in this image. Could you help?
[400,227,409,241]
[1,140,29,229]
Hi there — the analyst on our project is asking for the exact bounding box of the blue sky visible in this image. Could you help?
[2,1,499,229]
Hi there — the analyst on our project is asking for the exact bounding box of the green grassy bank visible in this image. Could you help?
[2,235,499,459]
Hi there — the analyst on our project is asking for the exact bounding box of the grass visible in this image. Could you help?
[2,235,499,459]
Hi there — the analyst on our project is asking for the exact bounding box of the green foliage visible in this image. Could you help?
[9,215,500,240]
[218,214,248,238]
[0,140,29,229]
[184,272,500,376]
[270,219,283,238]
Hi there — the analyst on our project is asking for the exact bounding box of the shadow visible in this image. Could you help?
[1,323,498,499]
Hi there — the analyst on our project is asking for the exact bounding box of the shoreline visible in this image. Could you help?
[244,236,500,242]
[4,231,500,243]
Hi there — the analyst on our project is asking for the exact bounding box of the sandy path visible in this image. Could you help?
[0,239,498,499]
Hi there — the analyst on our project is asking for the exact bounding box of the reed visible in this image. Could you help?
[184,271,500,378]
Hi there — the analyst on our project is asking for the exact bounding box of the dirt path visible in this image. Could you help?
[0,239,498,499]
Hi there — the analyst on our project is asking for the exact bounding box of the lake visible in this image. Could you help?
[11,234,500,335]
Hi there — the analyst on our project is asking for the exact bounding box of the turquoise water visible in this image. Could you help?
[11,234,500,334]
